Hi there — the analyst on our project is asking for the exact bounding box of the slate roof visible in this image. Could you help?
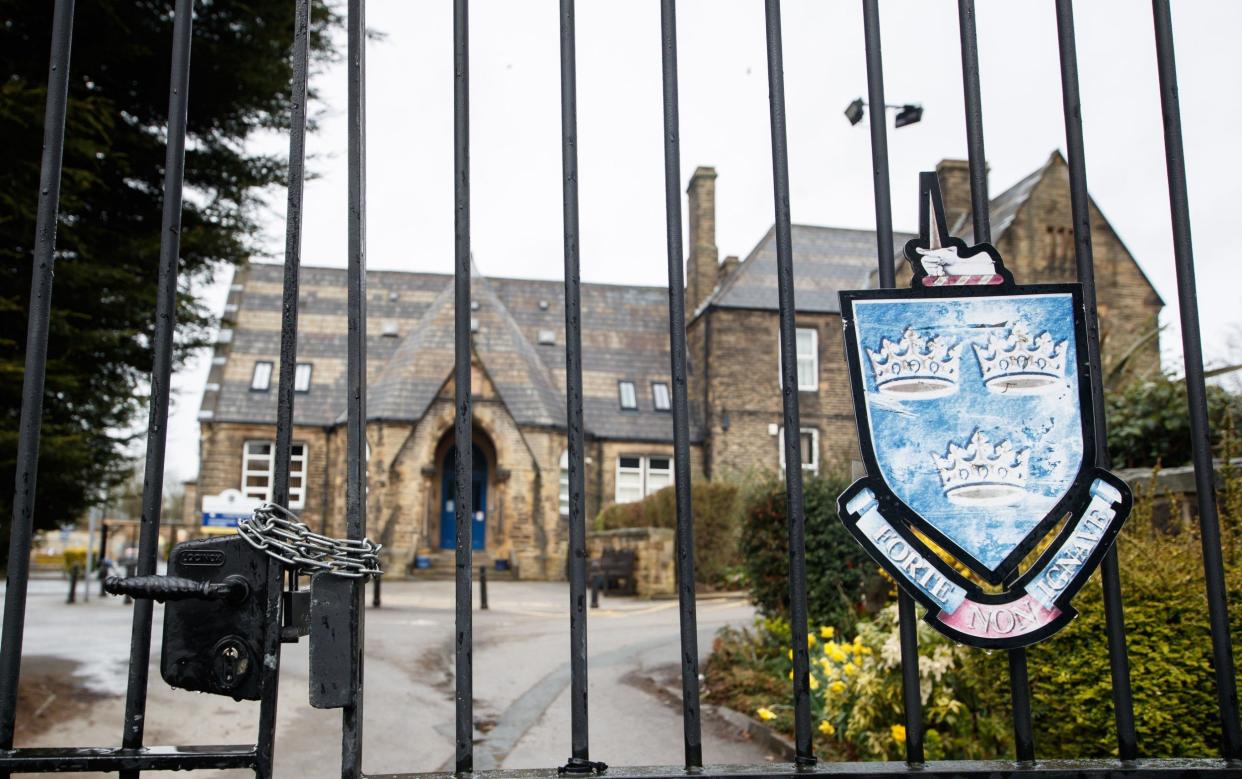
[204,263,690,442]
[949,154,1053,244]
[705,225,914,315]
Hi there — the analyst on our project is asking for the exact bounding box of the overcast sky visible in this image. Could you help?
[165,0,1242,484]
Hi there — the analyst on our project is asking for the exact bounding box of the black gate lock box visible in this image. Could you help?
[106,535,271,701]
[162,535,269,700]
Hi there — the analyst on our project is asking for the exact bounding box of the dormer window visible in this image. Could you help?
[294,363,313,393]
[618,381,637,410]
[652,382,671,411]
[251,361,273,391]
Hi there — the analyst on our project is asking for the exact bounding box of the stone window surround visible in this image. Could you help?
[777,426,819,475]
[614,454,673,504]
[242,439,308,509]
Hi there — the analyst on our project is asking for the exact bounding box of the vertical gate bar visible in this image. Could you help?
[257,1,313,775]
[119,3,195,774]
[0,0,76,757]
[453,0,475,772]
[1052,0,1138,762]
[762,0,815,765]
[1151,0,1242,759]
[559,0,591,767]
[955,0,1035,761]
[342,0,368,775]
[657,0,704,768]
[861,0,924,764]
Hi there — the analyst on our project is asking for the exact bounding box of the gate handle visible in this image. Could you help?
[104,574,250,605]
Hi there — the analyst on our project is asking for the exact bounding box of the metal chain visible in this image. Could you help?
[237,502,383,579]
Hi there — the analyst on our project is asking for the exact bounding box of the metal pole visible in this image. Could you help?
[861,0,923,765]
[1152,0,1242,759]
[763,0,814,765]
[453,0,475,772]
[479,565,488,611]
[1053,0,1137,761]
[956,0,1034,761]
[0,0,76,753]
[256,1,312,774]
[559,0,593,772]
[657,0,704,768]
[341,0,368,775]
[119,4,194,774]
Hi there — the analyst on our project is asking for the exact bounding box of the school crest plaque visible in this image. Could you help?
[837,173,1132,649]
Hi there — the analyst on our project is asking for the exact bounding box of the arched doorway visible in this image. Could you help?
[440,443,487,550]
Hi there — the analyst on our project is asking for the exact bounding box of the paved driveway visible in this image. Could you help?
[3,578,771,777]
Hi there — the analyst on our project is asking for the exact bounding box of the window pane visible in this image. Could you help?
[251,361,272,391]
[652,383,670,411]
[559,451,570,516]
[619,381,637,409]
[646,457,672,495]
[619,456,641,469]
[295,363,312,392]
[796,328,816,390]
[800,432,814,464]
[616,456,644,503]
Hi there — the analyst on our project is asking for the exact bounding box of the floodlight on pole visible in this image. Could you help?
[843,98,924,129]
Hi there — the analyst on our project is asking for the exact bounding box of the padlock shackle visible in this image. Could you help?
[104,574,249,605]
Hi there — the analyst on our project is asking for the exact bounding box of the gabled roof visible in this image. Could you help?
[204,263,691,442]
[704,225,913,314]
[949,154,1054,244]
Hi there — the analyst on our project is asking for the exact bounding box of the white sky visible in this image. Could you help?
[164,0,1242,484]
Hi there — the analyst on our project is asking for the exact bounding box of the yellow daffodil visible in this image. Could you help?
[807,633,817,648]
[757,707,777,722]
[826,644,847,663]
[820,626,835,639]
[788,670,794,680]
[891,724,907,743]
[843,662,858,676]
[808,674,819,690]
[829,680,846,695]
[787,649,793,660]
[818,720,835,736]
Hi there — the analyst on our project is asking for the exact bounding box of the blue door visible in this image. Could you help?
[440,444,487,550]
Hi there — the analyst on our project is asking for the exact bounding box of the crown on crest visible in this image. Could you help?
[973,320,1067,395]
[933,431,1030,507]
[867,327,963,399]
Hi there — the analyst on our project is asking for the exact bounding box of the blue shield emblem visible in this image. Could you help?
[837,173,1131,648]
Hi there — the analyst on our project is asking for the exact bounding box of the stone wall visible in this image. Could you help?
[586,527,676,598]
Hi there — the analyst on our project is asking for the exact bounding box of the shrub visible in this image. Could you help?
[738,472,887,633]
[1019,464,1242,757]
[1106,375,1242,468]
[594,481,744,587]
[705,611,1011,760]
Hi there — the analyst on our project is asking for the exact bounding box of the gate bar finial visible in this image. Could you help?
[1152,0,1242,760]
[1053,0,1139,762]
[0,0,77,754]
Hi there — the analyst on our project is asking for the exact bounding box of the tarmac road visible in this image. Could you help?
[2,578,773,777]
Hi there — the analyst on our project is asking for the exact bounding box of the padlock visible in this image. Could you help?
[105,535,271,701]
[308,571,361,709]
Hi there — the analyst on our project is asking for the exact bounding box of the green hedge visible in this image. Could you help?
[738,472,886,632]
[1020,470,1242,757]
[595,481,744,587]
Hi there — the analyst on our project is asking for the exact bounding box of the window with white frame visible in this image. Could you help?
[251,361,273,391]
[618,381,637,410]
[614,455,674,503]
[778,327,819,391]
[242,440,308,509]
[651,382,671,412]
[778,427,819,474]
[294,362,313,393]
[559,450,570,517]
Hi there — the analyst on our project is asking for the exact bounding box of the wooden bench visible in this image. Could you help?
[589,548,636,596]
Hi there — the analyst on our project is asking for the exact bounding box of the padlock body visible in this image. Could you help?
[160,535,270,700]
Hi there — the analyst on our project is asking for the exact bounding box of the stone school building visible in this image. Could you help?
[193,152,1162,578]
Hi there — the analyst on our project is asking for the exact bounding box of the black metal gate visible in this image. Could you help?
[1,0,1238,776]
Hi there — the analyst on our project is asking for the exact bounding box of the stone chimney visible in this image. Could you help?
[718,255,740,285]
[686,166,719,313]
[935,159,973,236]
